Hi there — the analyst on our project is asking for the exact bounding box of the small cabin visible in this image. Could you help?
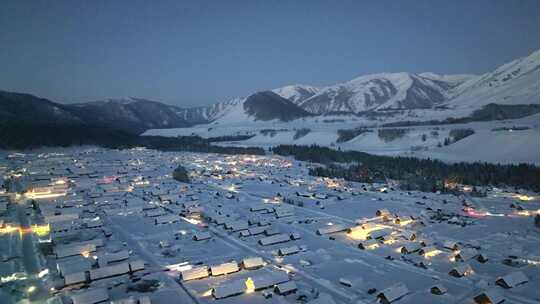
[430,284,447,295]
[375,209,392,220]
[358,239,380,250]
[181,266,209,281]
[210,261,239,276]
[443,240,460,251]
[377,283,409,304]
[449,264,473,278]
[193,232,211,241]
[212,279,245,299]
[496,271,528,289]
[473,289,505,304]
[275,281,297,295]
[242,257,264,270]
[278,245,300,256]
[400,243,423,254]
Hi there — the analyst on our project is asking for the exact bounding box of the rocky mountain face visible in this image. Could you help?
[0,90,81,124]
[0,94,190,134]
[68,98,190,134]
[243,91,312,121]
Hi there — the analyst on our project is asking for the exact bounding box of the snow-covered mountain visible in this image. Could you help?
[175,91,313,125]
[200,91,312,125]
[152,49,540,126]
[4,49,540,136]
[445,50,540,110]
[174,98,243,125]
[272,85,320,105]
[294,72,475,114]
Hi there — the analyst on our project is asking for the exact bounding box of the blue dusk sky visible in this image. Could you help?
[1,0,539,106]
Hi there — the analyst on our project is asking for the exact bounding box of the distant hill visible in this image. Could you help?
[0,91,81,124]
[69,97,190,134]
[0,92,191,134]
[243,91,312,121]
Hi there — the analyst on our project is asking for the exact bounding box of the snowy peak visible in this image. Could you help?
[418,72,477,88]
[446,49,540,109]
[174,49,540,125]
[272,84,320,104]
[210,91,311,124]
[297,72,455,114]
[175,97,243,124]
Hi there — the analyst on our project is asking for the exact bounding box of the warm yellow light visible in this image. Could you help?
[201,289,213,297]
[0,225,19,234]
[423,249,442,259]
[81,250,91,258]
[516,210,532,216]
[27,286,36,293]
[348,224,386,241]
[515,195,535,201]
[245,277,255,293]
[31,224,50,237]
[25,191,66,199]
[37,269,49,278]
[349,229,370,240]
[397,219,414,226]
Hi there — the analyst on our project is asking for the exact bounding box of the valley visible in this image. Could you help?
[0,148,539,304]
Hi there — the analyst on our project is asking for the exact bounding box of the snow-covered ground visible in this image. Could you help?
[145,113,540,165]
[1,148,539,304]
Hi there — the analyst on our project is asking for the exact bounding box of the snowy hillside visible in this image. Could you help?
[174,98,243,124]
[446,50,540,111]
[145,112,540,165]
[145,49,540,165]
[272,84,320,105]
[296,72,473,114]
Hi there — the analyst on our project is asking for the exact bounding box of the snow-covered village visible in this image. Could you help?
[2,1,540,303]
[0,147,539,304]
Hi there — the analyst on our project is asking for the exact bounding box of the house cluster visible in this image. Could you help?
[1,148,538,304]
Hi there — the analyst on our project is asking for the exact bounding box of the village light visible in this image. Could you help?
[348,224,387,241]
[0,224,19,235]
[31,224,50,237]
[514,194,535,201]
[201,289,213,297]
[245,277,255,293]
[383,239,396,245]
[27,286,36,293]
[423,249,443,259]
[37,269,49,278]
[397,219,414,226]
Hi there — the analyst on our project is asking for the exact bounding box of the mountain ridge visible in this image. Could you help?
[2,49,539,132]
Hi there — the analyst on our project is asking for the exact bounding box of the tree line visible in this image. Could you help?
[272,144,540,192]
[0,123,265,155]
